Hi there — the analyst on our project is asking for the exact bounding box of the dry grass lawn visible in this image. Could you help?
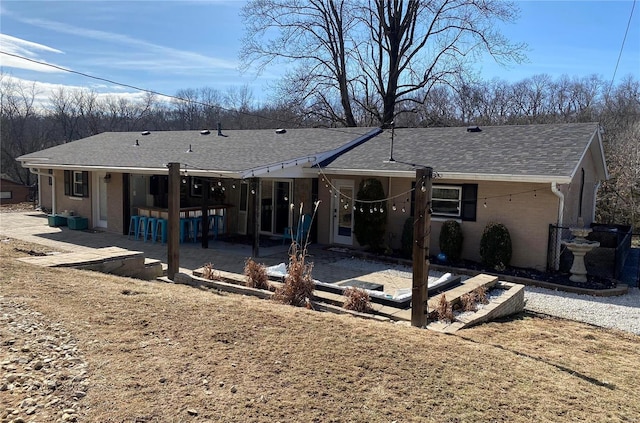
[1,238,639,422]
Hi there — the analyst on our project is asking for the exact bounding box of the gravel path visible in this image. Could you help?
[524,286,640,335]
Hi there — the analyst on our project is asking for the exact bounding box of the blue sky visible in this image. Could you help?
[1,0,638,105]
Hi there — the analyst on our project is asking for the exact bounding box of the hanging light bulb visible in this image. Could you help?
[232,184,236,189]
[392,203,397,211]
[194,183,198,189]
[373,206,377,212]
[369,208,373,214]
[344,204,348,210]
[340,198,343,203]
[359,207,364,213]
[401,206,406,213]
[325,184,329,188]
[218,181,222,187]
[251,188,255,195]
[421,183,427,192]
[483,198,487,208]
[380,208,384,214]
[284,196,288,201]
[182,178,187,184]
[221,186,226,191]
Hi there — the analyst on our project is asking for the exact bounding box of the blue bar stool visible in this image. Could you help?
[145,217,158,243]
[190,217,200,243]
[155,218,167,244]
[128,215,140,239]
[180,218,194,243]
[137,216,148,240]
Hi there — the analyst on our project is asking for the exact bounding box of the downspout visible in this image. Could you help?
[29,168,56,214]
[551,182,564,271]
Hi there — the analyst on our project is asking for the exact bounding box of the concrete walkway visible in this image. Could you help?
[0,211,418,292]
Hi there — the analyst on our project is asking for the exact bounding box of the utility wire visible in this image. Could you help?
[0,50,372,137]
[606,0,636,99]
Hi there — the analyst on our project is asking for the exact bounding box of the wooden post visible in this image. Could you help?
[201,179,210,249]
[412,166,432,328]
[167,163,180,280]
[252,179,260,258]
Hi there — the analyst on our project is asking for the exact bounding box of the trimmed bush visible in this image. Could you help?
[479,222,512,270]
[439,220,463,262]
[353,178,387,252]
[400,217,413,258]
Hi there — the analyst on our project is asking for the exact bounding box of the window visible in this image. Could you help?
[64,170,89,197]
[432,186,462,217]
[408,182,477,221]
[0,191,12,199]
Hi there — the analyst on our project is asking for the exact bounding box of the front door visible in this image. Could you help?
[332,179,354,245]
[92,172,108,228]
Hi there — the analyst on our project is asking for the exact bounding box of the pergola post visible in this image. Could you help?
[411,166,433,328]
[167,162,180,280]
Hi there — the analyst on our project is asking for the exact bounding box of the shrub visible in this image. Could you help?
[353,178,387,252]
[273,244,314,307]
[400,217,413,258]
[479,222,512,270]
[343,287,373,313]
[460,292,477,312]
[244,258,271,291]
[439,220,464,262]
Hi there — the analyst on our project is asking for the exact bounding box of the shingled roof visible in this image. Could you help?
[320,123,607,183]
[17,127,380,178]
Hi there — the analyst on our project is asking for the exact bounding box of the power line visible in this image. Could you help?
[0,50,371,137]
[606,0,636,98]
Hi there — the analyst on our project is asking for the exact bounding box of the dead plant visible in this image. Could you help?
[473,285,489,304]
[343,287,373,313]
[273,243,314,307]
[244,258,271,291]
[435,294,454,322]
[202,262,220,281]
[460,292,478,312]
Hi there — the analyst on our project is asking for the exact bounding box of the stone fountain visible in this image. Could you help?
[562,219,600,282]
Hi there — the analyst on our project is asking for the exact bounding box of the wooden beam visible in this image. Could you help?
[167,162,180,280]
[411,167,432,328]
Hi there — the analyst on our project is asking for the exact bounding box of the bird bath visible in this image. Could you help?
[562,225,600,282]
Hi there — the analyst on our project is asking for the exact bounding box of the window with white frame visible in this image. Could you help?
[72,171,84,196]
[431,186,462,217]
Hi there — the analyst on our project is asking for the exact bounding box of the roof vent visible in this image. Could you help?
[466,126,481,133]
[200,129,210,135]
[141,130,151,135]
[275,128,287,134]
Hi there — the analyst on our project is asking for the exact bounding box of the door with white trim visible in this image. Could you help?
[332,179,354,245]
[92,172,108,228]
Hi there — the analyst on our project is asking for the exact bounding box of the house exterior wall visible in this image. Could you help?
[319,173,560,270]
[559,148,601,227]
[106,173,124,234]
[39,172,53,210]
[52,169,92,221]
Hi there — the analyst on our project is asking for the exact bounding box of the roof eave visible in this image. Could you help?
[313,167,572,184]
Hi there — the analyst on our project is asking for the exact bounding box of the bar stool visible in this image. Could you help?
[154,218,167,244]
[145,216,158,242]
[137,216,148,240]
[209,215,224,240]
[180,218,196,243]
[128,215,140,239]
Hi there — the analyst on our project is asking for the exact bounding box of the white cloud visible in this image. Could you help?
[0,75,168,111]
[21,17,238,73]
[0,34,66,73]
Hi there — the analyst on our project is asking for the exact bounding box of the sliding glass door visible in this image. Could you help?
[260,179,292,235]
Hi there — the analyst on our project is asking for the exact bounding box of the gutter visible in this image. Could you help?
[28,168,56,214]
[551,182,565,271]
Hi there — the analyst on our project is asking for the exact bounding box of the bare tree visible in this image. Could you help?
[241,0,526,127]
